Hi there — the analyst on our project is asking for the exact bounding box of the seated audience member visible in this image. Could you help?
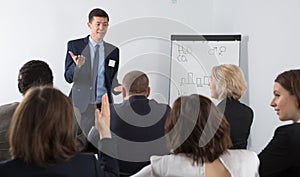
[259,69,300,177]
[88,70,170,176]
[0,60,86,160]
[132,94,259,177]
[0,87,118,177]
[209,64,254,149]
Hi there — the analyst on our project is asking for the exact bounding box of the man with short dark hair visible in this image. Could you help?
[88,70,170,176]
[64,8,120,136]
[0,60,86,160]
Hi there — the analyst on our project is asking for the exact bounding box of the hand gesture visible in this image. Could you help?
[69,51,85,68]
[95,94,111,139]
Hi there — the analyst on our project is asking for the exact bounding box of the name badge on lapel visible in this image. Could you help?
[108,59,116,67]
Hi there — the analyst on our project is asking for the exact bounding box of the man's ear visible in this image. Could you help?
[87,22,92,29]
[147,87,150,97]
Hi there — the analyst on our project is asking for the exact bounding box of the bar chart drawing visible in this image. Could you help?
[180,72,210,87]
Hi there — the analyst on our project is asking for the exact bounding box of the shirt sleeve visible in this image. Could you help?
[64,41,76,83]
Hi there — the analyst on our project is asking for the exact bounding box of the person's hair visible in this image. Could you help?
[9,86,78,167]
[275,69,300,109]
[165,94,232,165]
[211,64,247,100]
[88,8,109,23]
[122,70,149,96]
[18,60,53,95]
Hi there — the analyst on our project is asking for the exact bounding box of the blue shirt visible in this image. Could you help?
[89,37,107,103]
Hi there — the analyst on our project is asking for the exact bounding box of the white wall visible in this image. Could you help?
[1,0,299,153]
[213,0,300,152]
[0,0,213,105]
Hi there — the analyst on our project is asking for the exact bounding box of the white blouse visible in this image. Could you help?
[131,150,260,177]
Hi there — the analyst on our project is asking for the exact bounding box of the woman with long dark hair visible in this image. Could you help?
[0,87,118,177]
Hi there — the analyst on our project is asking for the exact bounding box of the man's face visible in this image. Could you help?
[88,16,108,43]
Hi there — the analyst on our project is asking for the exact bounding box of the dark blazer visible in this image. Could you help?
[64,35,120,113]
[88,96,170,175]
[218,98,254,149]
[0,139,119,177]
[111,96,170,175]
[0,102,18,161]
[258,123,300,177]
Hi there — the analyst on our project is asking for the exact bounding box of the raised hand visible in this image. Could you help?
[95,94,111,139]
[69,51,85,68]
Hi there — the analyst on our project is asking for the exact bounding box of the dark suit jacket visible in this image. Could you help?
[88,96,170,175]
[0,139,119,177]
[258,123,300,177]
[111,96,170,175]
[218,98,254,149]
[0,102,18,161]
[64,35,120,113]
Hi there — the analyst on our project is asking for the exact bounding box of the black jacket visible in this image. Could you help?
[218,98,254,149]
[259,123,300,177]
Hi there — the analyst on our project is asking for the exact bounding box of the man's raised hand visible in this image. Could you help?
[69,51,85,68]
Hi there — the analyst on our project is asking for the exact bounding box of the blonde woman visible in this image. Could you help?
[209,64,253,149]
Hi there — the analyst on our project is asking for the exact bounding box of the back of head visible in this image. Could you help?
[275,69,300,109]
[122,70,149,96]
[18,60,53,95]
[9,86,77,167]
[211,64,247,100]
[165,94,232,165]
[88,8,109,22]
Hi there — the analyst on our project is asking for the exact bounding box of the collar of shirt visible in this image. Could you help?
[89,36,104,48]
